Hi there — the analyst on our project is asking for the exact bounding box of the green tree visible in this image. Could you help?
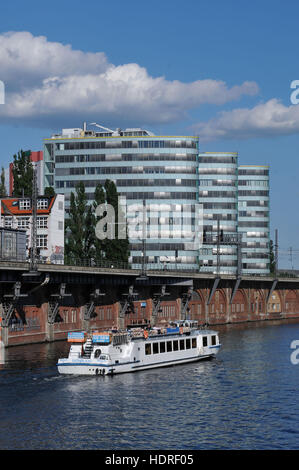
[65,182,95,261]
[12,150,34,197]
[65,180,130,266]
[93,183,106,261]
[0,167,7,197]
[44,186,55,198]
[104,179,129,264]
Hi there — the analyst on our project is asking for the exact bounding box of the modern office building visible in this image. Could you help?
[0,195,65,263]
[43,123,270,274]
[198,152,239,274]
[238,165,270,275]
[44,124,200,270]
[198,154,270,275]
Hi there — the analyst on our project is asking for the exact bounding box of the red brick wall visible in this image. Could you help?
[2,287,299,346]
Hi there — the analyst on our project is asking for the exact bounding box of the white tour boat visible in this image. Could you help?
[57,320,221,376]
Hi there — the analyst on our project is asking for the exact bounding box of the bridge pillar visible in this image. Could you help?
[225,287,231,323]
[180,287,193,321]
[45,318,54,343]
[0,324,8,347]
[117,302,125,330]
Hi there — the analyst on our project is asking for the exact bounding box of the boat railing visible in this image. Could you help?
[129,326,193,339]
[112,332,129,346]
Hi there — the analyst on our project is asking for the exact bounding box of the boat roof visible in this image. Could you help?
[197,329,218,335]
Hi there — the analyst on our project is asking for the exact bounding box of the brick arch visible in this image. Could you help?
[230,289,247,322]
[190,290,206,324]
[267,290,282,314]
[285,290,299,316]
[207,288,227,325]
[251,288,267,316]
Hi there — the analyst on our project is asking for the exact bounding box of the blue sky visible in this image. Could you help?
[0,0,298,268]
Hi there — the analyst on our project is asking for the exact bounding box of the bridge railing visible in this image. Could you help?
[63,257,200,273]
[0,256,298,278]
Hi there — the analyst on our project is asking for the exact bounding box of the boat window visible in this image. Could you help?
[211,335,216,346]
[167,341,172,352]
[203,336,208,347]
[153,343,159,354]
[145,343,151,355]
[173,340,178,351]
[192,338,197,348]
[179,339,185,350]
[186,339,191,349]
[160,342,166,353]
[99,354,109,360]
[94,349,101,358]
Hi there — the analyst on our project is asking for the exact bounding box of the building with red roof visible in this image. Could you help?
[0,194,64,264]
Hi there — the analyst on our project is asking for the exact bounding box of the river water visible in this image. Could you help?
[0,319,299,450]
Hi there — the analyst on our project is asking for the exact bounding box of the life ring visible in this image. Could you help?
[143,330,149,339]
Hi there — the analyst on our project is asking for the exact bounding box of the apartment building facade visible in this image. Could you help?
[0,195,65,263]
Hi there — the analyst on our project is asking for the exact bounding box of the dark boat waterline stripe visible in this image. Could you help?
[57,353,215,368]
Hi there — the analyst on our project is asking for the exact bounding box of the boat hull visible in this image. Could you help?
[57,349,219,376]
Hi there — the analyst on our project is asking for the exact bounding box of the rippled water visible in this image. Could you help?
[0,319,299,450]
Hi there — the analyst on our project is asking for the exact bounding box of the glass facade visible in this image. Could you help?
[44,128,200,270]
[198,152,238,274]
[44,126,270,275]
[238,165,270,275]
[198,155,270,276]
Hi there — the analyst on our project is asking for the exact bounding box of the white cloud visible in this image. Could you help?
[192,98,299,142]
[0,31,259,128]
[0,31,108,90]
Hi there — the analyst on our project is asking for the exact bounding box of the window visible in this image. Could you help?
[145,344,151,355]
[37,199,48,210]
[167,341,172,352]
[17,217,30,229]
[153,343,159,354]
[37,217,47,229]
[211,335,216,346]
[71,309,77,323]
[159,342,166,353]
[203,336,208,347]
[37,235,47,249]
[173,340,178,351]
[98,308,104,320]
[58,221,63,230]
[192,338,197,348]
[179,339,185,350]
[63,309,68,323]
[19,199,31,210]
[186,339,191,349]
[4,217,12,228]
[107,308,112,320]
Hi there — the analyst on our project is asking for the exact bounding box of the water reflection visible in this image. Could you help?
[0,320,299,449]
[0,341,5,365]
